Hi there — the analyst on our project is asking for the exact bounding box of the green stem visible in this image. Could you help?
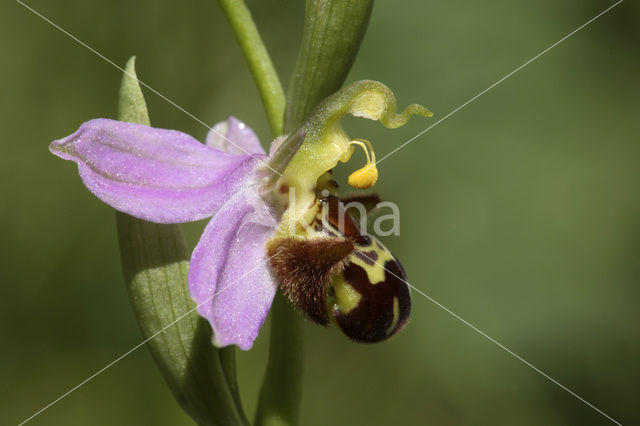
[254,294,305,426]
[219,346,246,417]
[217,0,285,136]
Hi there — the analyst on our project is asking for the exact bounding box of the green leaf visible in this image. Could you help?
[116,58,150,126]
[284,0,375,132]
[116,56,247,426]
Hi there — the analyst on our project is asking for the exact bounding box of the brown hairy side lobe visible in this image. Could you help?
[267,237,354,324]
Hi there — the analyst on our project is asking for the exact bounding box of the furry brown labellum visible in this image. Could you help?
[267,237,354,324]
[267,195,411,343]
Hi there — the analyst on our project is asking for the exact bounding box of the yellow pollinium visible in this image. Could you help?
[348,164,378,189]
[347,139,378,189]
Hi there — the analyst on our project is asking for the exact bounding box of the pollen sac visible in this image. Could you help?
[347,164,378,189]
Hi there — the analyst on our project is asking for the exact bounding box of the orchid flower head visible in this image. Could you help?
[50,81,431,349]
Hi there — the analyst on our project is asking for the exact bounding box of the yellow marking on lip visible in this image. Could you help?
[386,297,400,335]
[350,241,393,285]
[331,275,362,314]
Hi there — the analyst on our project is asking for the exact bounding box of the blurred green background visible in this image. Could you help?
[2,0,638,425]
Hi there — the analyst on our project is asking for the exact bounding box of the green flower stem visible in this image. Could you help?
[217,0,285,136]
[254,294,305,426]
[116,57,247,426]
[219,346,245,417]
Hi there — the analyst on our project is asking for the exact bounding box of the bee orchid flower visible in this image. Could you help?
[50,80,431,350]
